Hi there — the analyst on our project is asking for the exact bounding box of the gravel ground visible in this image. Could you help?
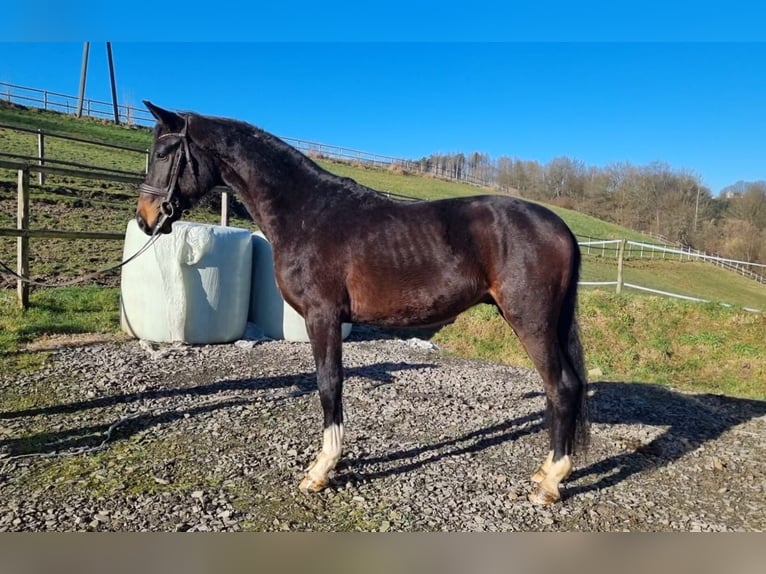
[1,327,765,532]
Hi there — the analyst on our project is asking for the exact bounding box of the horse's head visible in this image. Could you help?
[136,101,221,235]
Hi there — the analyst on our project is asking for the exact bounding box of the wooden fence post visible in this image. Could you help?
[37,129,45,185]
[17,168,30,308]
[616,238,627,294]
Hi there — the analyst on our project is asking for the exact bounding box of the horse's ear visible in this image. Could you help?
[143,100,185,131]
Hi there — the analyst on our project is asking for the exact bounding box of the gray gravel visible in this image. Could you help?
[1,327,765,532]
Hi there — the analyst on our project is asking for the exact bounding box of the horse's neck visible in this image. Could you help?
[207,122,324,241]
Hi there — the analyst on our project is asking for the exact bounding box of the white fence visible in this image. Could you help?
[579,237,766,285]
[0,81,155,126]
[578,238,764,312]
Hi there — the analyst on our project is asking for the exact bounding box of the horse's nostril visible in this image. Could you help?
[136,213,150,235]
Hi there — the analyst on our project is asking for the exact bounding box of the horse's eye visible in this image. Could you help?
[157,151,168,159]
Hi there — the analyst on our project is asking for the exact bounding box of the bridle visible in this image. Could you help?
[138,114,194,221]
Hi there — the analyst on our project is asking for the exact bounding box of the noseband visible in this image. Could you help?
[138,115,193,219]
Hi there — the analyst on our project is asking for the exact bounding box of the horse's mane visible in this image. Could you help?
[195,112,391,206]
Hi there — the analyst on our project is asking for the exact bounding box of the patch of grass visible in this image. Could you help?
[579,257,766,312]
[0,102,153,149]
[316,159,485,201]
[24,436,201,498]
[679,332,725,346]
[618,260,766,311]
[0,287,120,352]
[433,291,766,400]
[545,203,658,242]
[0,365,57,412]
[0,350,49,375]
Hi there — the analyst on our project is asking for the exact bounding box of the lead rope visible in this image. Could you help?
[0,214,168,288]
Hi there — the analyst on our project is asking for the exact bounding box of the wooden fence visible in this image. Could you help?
[0,121,149,185]
[0,160,232,308]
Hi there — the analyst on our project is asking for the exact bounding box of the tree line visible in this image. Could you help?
[414,152,766,268]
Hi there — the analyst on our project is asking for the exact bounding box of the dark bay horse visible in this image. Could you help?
[136,101,589,505]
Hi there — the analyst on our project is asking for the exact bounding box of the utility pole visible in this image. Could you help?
[76,42,90,118]
[76,42,120,123]
[106,42,120,124]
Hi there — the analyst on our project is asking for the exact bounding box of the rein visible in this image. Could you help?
[0,216,167,287]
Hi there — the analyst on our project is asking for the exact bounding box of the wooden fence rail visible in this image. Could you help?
[0,121,150,184]
[0,161,232,308]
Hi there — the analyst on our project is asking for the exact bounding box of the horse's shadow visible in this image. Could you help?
[4,367,765,501]
[0,361,427,457]
[565,381,766,497]
[332,380,766,497]
[333,410,545,487]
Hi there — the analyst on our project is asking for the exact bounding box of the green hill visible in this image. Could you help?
[1,102,765,399]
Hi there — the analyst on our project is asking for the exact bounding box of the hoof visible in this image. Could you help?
[527,485,560,505]
[299,475,328,494]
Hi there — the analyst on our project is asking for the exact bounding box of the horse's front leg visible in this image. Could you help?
[299,311,344,493]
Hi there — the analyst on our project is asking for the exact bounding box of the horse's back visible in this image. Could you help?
[405,194,578,279]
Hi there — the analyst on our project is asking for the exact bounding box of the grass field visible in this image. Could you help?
[1,103,765,400]
[580,257,766,311]
[433,291,766,399]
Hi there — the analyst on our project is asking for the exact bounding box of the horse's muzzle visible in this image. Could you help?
[135,212,172,236]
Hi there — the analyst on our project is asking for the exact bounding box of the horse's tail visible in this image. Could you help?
[558,233,590,454]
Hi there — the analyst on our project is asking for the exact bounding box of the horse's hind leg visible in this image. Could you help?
[299,310,344,493]
[499,307,582,504]
[527,351,582,505]
[529,367,579,490]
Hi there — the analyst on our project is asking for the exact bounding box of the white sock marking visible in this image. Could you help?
[322,423,343,458]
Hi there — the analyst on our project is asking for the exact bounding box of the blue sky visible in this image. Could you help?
[1,9,765,195]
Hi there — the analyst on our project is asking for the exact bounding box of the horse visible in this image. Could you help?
[135,101,589,505]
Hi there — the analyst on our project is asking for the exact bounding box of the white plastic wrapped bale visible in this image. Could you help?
[249,231,352,342]
[120,219,253,344]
